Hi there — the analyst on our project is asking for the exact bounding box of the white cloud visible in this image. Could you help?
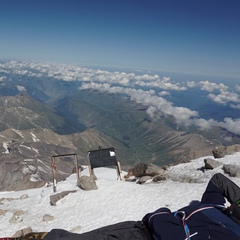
[79,80,240,135]
[207,91,240,105]
[135,77,187,91]
[213,118,240,135]
[159,91,170,96]
[0,76,6,81]
[230,104,240,109]
[135,73,160,81]
[79,83,198,125]
[0,60,188,91]
[186,81,197,88]
[236,85,240,92]
[146,106,160,120]
[191,118,212,130]
[199,80,228,92]
[187,117,240,135]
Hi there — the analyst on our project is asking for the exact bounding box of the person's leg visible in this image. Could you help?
[201,173,240,205]
[43,221,151,240]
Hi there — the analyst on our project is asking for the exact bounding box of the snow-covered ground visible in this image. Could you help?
[1,152,240,237]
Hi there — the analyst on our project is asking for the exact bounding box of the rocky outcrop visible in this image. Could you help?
[128,163,165,177]
[212,145,240,158]
[0,158,47,191]
[125,163,167,184]
[0,138,81,191]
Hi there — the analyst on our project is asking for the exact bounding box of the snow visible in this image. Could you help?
[30,132,39,142]
[2,142,11,154]
[12,129,24,138]
[1,152,240,237]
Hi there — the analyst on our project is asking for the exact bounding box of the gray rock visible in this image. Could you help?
[223,164,240,177]
[20,194,29,200]
[153,174,167,182]
[125,162,167,184]
[9,210,24,223]
[50,190,77,206]
[42,214,54,222]
[78,176,98,190]
[212,145,240,158]
[12,227,32,238]
[212,147,227,158]
[130,163,165,177]
[204,158,222,169]
[70,226,82,233]
[137,176,152,184]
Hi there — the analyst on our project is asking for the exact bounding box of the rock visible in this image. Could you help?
[78,176,98,190]
[129,163,165,178]
[0,159,47,191]
[9,210,24,223]
[124,176,136,182]
[0,197,16,205]
[20,194,29,200]
[137,176,152,184]
[153,174,167,182]
[125,163,167,184]
[145,164,165,176]
[131,163,148,177]
[124,169,135,180]
[50,190,77,206]
[70,226,81,233]
[212,147,226,158]
[212,145,240,158]
[223,164,240,177]
[204,158,222,169]
[11,227,32,237]
[42,214,54,222]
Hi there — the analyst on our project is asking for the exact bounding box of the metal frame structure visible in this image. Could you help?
[51,153,80,192]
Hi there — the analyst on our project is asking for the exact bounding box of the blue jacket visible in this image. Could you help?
[143,203,240,240]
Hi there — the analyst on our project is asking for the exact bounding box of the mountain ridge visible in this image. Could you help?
[0,85,238,190]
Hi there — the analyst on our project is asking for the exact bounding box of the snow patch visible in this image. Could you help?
[1,152,240,237]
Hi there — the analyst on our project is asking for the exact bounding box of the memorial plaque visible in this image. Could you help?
[88,147,117,169]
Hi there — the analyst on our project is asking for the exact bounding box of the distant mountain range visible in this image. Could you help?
[0,70,240,190]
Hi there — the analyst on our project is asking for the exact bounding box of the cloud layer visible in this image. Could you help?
[0,60,240,136]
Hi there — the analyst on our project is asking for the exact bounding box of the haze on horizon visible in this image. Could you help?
[0,0,239,78]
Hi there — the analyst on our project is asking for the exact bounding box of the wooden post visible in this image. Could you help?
[51,156,57,192]
[116,161,123,180]
[51,153,79,192]
[75,154,81,182]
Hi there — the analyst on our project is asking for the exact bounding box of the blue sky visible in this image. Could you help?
[0,0,239,77]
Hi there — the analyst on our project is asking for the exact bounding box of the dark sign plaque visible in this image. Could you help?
[88,147,117,169]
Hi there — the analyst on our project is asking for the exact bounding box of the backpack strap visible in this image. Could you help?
[185,206,215,220]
